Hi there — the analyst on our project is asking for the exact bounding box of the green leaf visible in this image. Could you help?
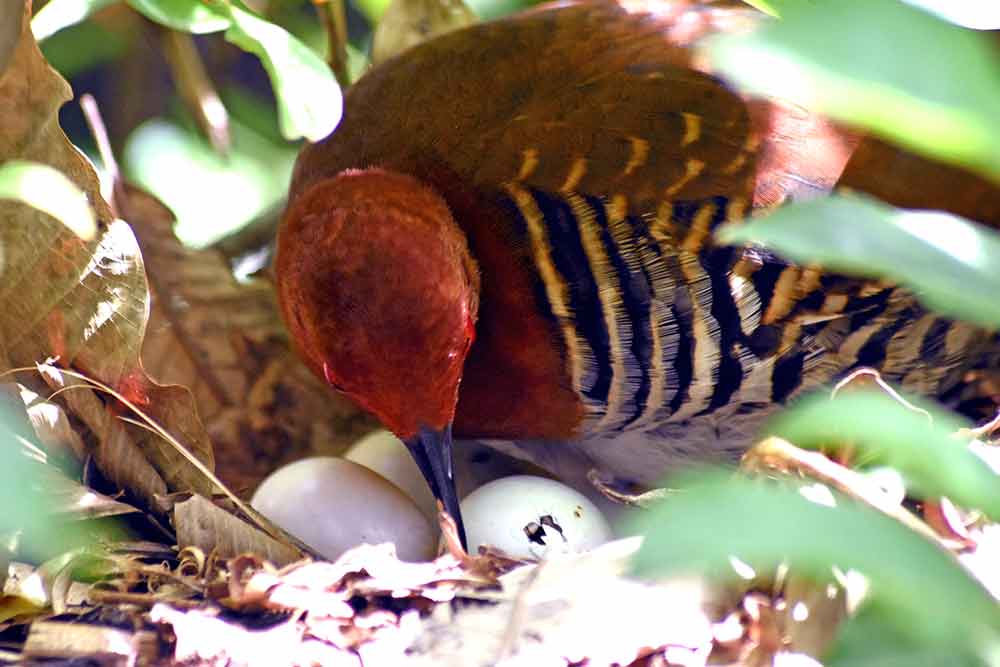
[0,161,96,240]
[628,470,1000,648]
[224,6,341,142]
[717,194,1000,328]
[828,605,990,667]
[31,0,118,41]
[40,20,128,78]
[766,391,1000,520]
[113,0,339,140]
[123,118,296,247]
[125,0,231,34]
[0,405,92,562]
[706,0,1000,181]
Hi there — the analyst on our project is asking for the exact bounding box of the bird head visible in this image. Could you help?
[276,167,479,437]
[276,168,479,541]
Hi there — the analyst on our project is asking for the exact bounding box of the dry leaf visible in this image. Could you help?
[411,538,712,667]
[217,539,713,667]
[0,0,214,501]
[39,364,169,511]
[121,184,370,495]
[22,620,157,663]
[174,494,301,566]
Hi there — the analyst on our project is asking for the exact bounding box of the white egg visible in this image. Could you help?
[460,475,613,559]
[345,430,438,520]
[251,457,435,562]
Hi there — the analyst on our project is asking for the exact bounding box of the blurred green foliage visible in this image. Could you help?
[628,470,999,652]
[0,404,91,563]
[718,195,1000,328]
[124,117,296,246]
[708,0,1000,181]
[767,391,1000,520]
[37,20,127,77]
[0,160,96,240]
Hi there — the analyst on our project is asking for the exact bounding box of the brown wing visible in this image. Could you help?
[292,3,758,211]
[292,1,873,240]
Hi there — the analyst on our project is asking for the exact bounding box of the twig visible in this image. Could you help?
[313,0,351,87]
[80,94,125,218]
[88,589,202,609]
[160,28,231,155]
[742,437,956,549]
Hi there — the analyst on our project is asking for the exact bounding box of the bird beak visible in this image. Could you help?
[404,424,467,548]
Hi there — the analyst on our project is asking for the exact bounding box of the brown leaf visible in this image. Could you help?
[0,1,214,500]
[121,183,370,495]
[22,620,157,663]
[39,364,169,511]
[174,494,302,566]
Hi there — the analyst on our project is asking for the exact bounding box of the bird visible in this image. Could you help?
[274,0,1000,544]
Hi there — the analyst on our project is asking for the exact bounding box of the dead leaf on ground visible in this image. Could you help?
[121,183,371,495]
[22,620,158,663]
[0,0,214,504]
[38,363,169,511]
[174,494,303,566]
[412,538,712,667]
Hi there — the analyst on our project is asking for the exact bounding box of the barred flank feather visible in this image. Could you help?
[502,183,985,440]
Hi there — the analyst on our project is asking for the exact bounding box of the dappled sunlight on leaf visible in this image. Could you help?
[225,6,342,142]
[0,161,96,241]
[124,119,295,247]
[30,0,117,41]
[901,0,1000,30]
[125,0,229,34]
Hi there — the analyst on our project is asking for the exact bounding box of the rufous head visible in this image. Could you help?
[276,168,480,440]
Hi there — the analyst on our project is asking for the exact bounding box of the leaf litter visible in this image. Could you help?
[1,0,1000,665]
